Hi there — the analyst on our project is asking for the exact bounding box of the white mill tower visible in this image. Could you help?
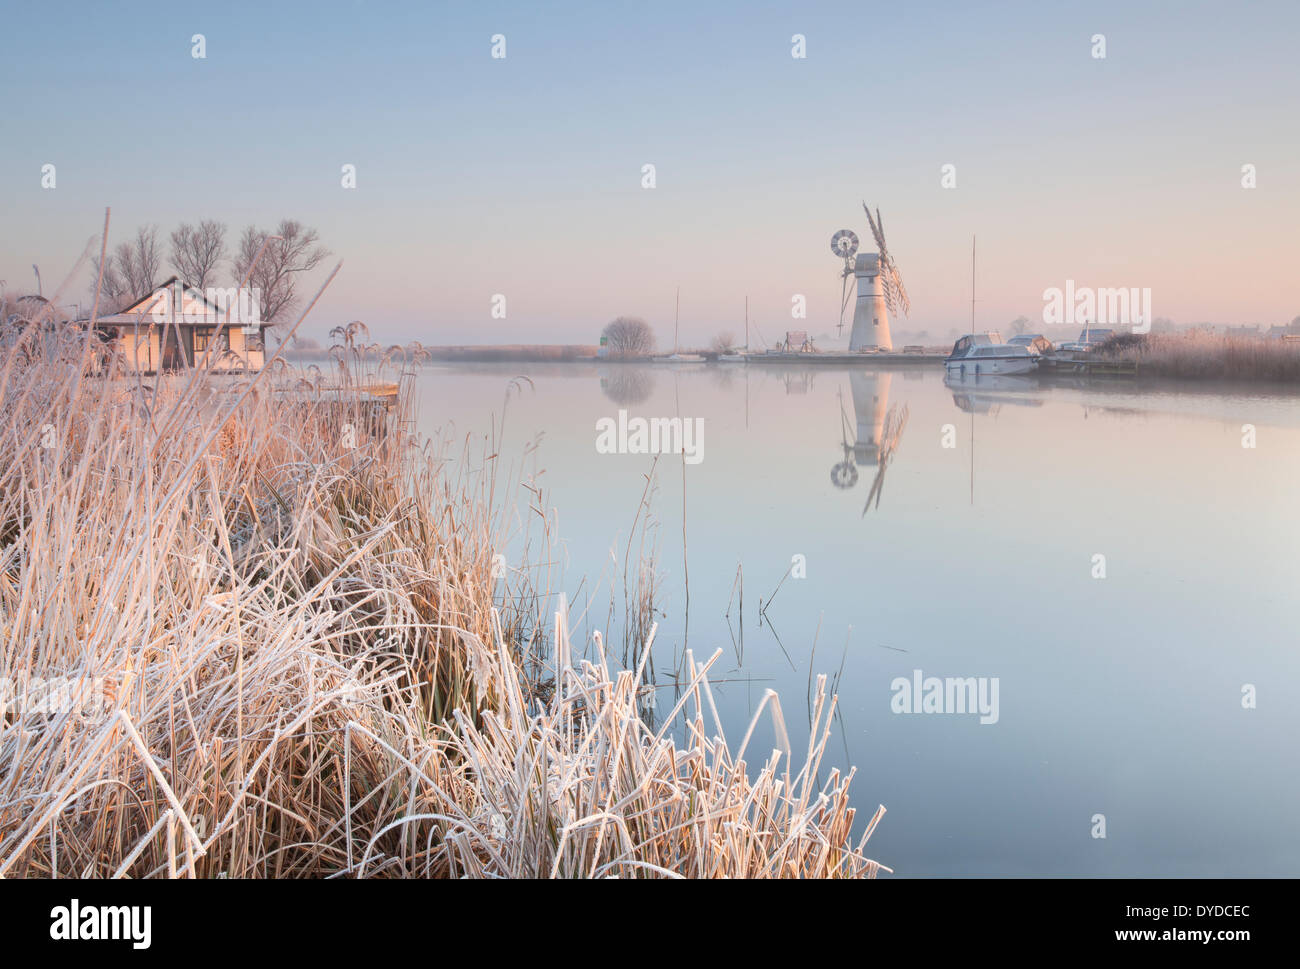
[832,203,911,352]
[849,252,891,351]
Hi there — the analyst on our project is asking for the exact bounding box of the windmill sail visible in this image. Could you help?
[863,202,910,319]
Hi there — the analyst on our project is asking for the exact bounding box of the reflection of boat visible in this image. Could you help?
[945,332,1039,376]
[829,372,908,514]
[944,372,1041,393]
[944,372,1044,413]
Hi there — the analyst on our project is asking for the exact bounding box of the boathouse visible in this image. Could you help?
[93,277,267,373]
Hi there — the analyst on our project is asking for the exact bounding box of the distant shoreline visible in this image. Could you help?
[279,332,1300,383]
[286,344,602,363]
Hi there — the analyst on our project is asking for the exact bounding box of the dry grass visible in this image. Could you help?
[0,304,887,878]
[1095,331,1300,381]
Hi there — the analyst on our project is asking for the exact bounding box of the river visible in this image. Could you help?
[418,360,1300,876]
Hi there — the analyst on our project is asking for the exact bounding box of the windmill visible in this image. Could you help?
[833,203,910,351]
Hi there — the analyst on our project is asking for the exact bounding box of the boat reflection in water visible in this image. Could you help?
[830,371,909,515]
[943,371,1044,414]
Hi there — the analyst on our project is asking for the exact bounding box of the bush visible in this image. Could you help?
[709,331,736,354]
[1094,333,1148,355]
[602,316,656,357]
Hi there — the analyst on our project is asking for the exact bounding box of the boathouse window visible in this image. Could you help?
[192,327,213,353]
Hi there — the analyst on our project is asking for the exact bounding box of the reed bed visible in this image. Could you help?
[285,345,600,363]
[0,306,887,878]
[1095,331,1300,381]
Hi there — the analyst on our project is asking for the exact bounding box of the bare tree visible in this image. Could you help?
[232,220,330,323]
[89,253,129,312]
[90,225,160,312]
[126,228,161,298]
[602,316,656,358]
[170,220,227,289]
[120,225,162,299]
[709,330,736,354]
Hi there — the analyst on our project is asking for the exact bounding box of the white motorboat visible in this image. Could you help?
[653,352,706,363]
[945,333,1039,376]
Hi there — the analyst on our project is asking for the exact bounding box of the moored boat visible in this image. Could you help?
[945,332,1039,375]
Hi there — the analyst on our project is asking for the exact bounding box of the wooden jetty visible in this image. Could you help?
[1040,354,1138,377]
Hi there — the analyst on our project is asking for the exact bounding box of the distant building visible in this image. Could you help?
[91,277,267,373]
[1222,324,1264,339]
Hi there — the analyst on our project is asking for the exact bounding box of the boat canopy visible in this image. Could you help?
[948,332,1003,357]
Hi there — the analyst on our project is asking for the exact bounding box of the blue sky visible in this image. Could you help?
[3,0,1298,345]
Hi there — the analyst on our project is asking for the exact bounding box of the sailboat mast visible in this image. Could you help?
[675,286,680,353]
[969,235,977,505]
[744,294,748,349]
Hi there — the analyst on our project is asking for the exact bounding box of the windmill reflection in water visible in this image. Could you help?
[830,372,909,516]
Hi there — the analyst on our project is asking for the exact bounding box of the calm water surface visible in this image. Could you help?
[418,361,1300,876]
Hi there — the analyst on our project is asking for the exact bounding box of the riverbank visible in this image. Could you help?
[288,344,601,362]
[0,325,886,879]
[286,332,1300,383]
[1092,331,1300,381]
